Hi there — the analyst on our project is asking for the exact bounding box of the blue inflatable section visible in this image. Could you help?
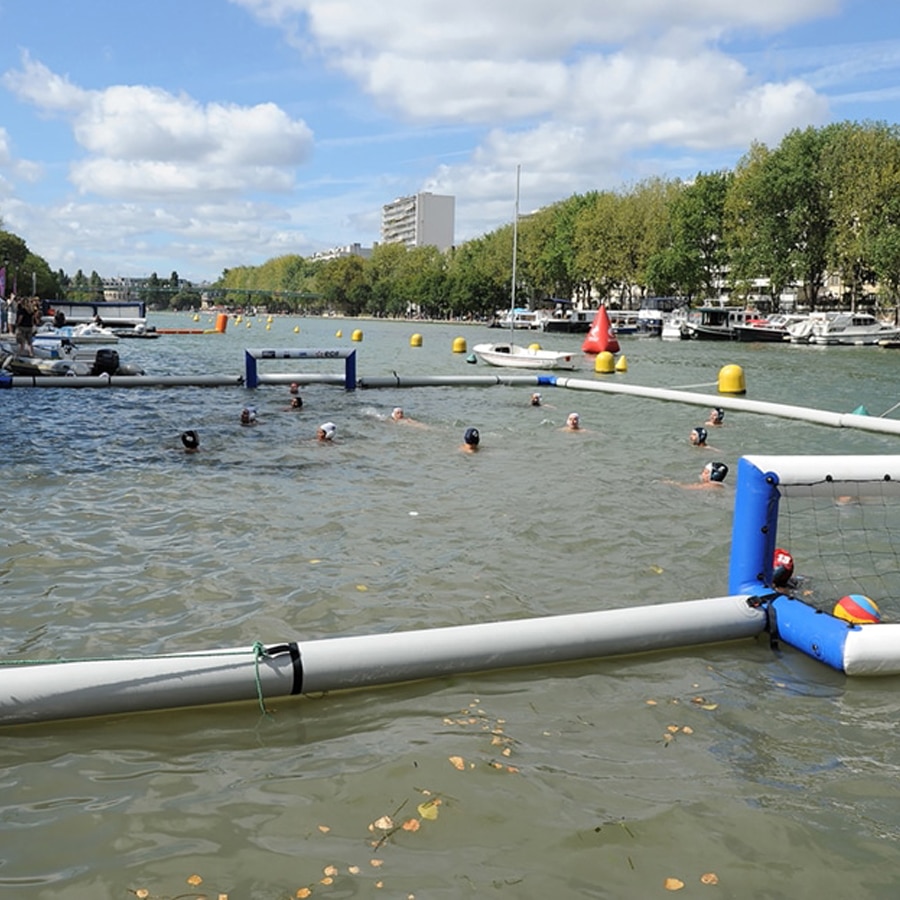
[769,595,851,670]
[729,457,782,595]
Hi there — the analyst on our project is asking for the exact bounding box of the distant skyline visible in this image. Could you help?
[1,1,899,283]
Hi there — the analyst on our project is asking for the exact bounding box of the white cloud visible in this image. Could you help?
[2,52,314,201]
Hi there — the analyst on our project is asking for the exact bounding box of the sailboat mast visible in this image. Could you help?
[510,164,520,317]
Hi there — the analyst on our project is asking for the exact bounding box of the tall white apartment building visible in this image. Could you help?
[381,192,455,251]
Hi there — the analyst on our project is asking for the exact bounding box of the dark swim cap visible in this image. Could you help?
[712,407,725,424]
[181,429,199,449]
[464,427,480,445]
[692,426,708,445]
[708,461,728,482]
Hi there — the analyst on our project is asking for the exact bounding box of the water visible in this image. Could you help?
[2,315,900,899]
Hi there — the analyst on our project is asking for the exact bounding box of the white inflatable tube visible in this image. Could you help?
[554,378,900,436]
[843,625,900,675]
[0,595,764,726]
[5,374,244,389]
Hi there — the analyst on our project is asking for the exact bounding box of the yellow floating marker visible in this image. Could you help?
[293,325,300,333]
[595,350,615,373]
[351,329,363,342]
[718,363,746,394]
[528,342,542,351]
[265,324,271,331]
[452,336,467,353]
[335,329,343,338]
[615,354,628,372]
[410,333,423,347]
[267,315,274,323]
[192,313,200,322]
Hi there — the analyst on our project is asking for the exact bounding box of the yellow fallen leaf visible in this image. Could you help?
[646,699,658,706]
[135,891,149,900]
[667,725,679,733]
[309,559,321,564]
[320,876,334,885]
[702,703,719,710]
[317,824,331,833]
[651,565,665,574]
[700,872,719,885]
[418,798,441,819]
[348,865,360,874]
[375,881,384,888]
[296,889,312,899]
[370,858,384,867]
[187,875,203,886]
[682,726,694,735]
[506,765,519,773]
[323,865,338,877]
[665,877,685,891]
[448,755,465,770]
[356,584,368,591]
[402,818,421,831]
[373,815,393,830]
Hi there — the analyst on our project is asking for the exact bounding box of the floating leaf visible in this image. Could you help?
[323,865,338,877]
[135,891,149,900]
[356,584,368,592]
[681,726,694,735]
[309,559,321,564]
[402,818,421,831]
[418,798,441,820]
[651,565,665,574]
[665,877,685,891]
[370,858,384,867]
[348,866,360,875]
[317,824,331,833]
[373,815,393,830]
[700,872,719,885]
[187,874,203,886]
[667,725,679,733]
[448,755,465,770]
[646,699,658,706]
[320,876,334,885]
[296,889,312,899]
[701,703,719,711]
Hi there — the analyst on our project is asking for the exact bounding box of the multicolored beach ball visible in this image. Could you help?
[833,594,882,625]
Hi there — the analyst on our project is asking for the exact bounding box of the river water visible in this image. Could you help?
[2,314,899,899]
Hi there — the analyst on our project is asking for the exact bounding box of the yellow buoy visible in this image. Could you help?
[335,329,343,338]
[266,324,271,331]
[351,329,363,342]
[192,313,200,322]
[267,315,273,323]
[452,336,467,353]
[718,364,746,394]
[246,321,252,328]
[594,351,615,373]
[293,325,300,333]
[615,354,628,373]
[528,342,542,351]
[235,315,242,324]
[410,333,423,347]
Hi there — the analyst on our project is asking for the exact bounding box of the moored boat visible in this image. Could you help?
[471,341,577,370]
[683,304,751,340]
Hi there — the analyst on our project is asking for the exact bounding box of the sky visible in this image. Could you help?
[1,0,900,285]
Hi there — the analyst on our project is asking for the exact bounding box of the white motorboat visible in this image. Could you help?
[794,312,900,345]
[661,307,691,340]
[472,341,576,370]
[492,307,552,330]
[34,322,120,346]
[473,166,578,372]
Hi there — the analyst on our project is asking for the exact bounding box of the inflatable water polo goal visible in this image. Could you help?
[1,453,898,727]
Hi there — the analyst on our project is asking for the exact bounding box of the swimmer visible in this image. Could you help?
[664,461,729,490]
[563,412,583,431]
[530,392,542,407]
[240,407,258,426]
[289,382,299,395]
[390,406,426,427]
[317,421,336,442]
[180,430,200,453]
[690,426,708,447]
[706,407,725,426]
[460,427,480,453]
[772,547,795,588]
[391,407,405,421]
[285,396,303,410]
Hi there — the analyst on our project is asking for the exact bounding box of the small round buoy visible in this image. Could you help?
[235,315,242,323]
[595,350,615,373]
[410,333,423,347]
[466,353,477,364]
[246,321,252,328]
[452,336,467,353]
[351,329,363,342]
[335,330,343,338]
[266,324,271,331]
[718,364,746,394]
[294,325,300,333]
[833,594,881,624]
[192,314,200,322]
[528,342,542,351]
[267,315,274,323]
[615,354,628,373]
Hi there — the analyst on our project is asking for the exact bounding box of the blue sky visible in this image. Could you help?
[1,0,899,284]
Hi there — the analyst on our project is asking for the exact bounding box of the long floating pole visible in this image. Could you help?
[0,595,764,726]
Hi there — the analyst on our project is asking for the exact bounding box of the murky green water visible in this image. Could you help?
[2,314,899,899]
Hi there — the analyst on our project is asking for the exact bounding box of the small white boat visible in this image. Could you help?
[34,322,120,346]
[472,341,577,370]
[492,307,551,330]
[661,308,690,340]
[797,312,900,345]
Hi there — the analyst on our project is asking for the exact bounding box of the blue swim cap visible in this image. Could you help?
[464,427,480,445]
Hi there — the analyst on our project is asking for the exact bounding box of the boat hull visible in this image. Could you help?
[472,342,577,370]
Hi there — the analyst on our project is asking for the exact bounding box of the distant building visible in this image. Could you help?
[309,242,373,262]
[381,192,455,251]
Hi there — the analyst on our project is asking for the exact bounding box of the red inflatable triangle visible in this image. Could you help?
[581,306,620,354]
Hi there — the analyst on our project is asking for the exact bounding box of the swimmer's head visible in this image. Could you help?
[392,407,404,420]
[566,412,580,429]
[318,422,336,441]
[289,382,299,394]
[709,407,725,425]
[464,427,480,446]
[772,547,795,586]
[180,429,199,450]
[704,461,728,482]
[290,396,303,409]
[690,426,708,446]
[240,407,257,424]
[530,393,542,406]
